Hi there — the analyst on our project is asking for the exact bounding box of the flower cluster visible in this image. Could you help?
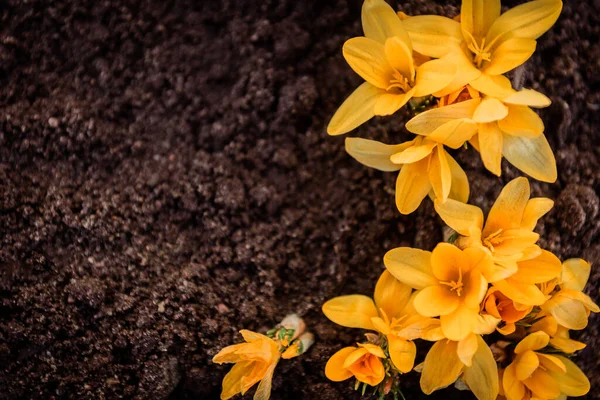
[329,0,562,214]
[323,178,598,399]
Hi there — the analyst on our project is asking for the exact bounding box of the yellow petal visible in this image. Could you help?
[384,247,436,290]
[343,347,369,367]
[374,88,416,115]
[457,333,478,367]
[395,157,432,214]
[523,369,561,399]
[463,335,499,400]
[473,98,509,123]
[561,258,591,292]
[484,177,530,235]
[441,306,478,341]
[420,339,464,394]
[361,0,411,47]
[253,360,278,400]
[502,133,557,182]
[551,356,590,397]
[502,89,551,108]
[374,270,412,319]
[405,98,480,136]
[388,336,416,373]
[427,119,479,149]
[414,285,460,317]
[327,82,383,136]
[543,295,589,330]
[431,242,464,280]
[461,0,500,42]
[390,139,436,164]
[515,331,550,354]
[493,279,547,306]
[447,153,470,203]
[498,105,544,138]
[403,15,462,58]
[434,198,484,236]
[511,250,561,284]
[221,362,256,400]
[497,322,516,335]
[414,58,457,97]
[469,73,514,98]
[322,295,378,330]
[325,347,356,381]
[473,313,501,335]
[515,350,539,380]
[344,137,408,172]
[521,197,554,230]
[484,37,536,76]
[537,353,566,374]
[343,37,392,89]
[429,145,452,202]
[434,49,482,97]
[503,363,526,400]
[477,122,504,176]
[549,337,586,354]
[384,36,415,81]
[485,0,563,44]
[358,343,386,358]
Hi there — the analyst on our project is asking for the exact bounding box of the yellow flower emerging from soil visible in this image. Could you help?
[502,331,590,400]
[345,136,470,214]
[325,343,387,386]
[402,0,562,95]
[327,0,456,135]
[322,270,442,373]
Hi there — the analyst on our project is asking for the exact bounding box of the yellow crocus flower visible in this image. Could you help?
[344,135,471,214]
[402,0,562,95]
[434,177,561,304]
[502,331,591,400]
[325,343,386,386]
[483,286,532,335]
[322,270,442,374]
[327,0,456,135]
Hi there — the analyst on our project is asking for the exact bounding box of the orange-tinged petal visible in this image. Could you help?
[497,322,516,335]
[551,356,590,397]
[430,242,464,281]
[502,132,557,183]
[395,157,432,214]
[523,369,561,399]
[322,295,378,330]
[515,331,549,354]
[461,0,500,42]
[434,49,482,97]
[253,360,278,400]
[478,122,504,176]
[441,306,478,341]
[362,0,411,47]
[374,270,412,319]
[325,347,356,381]
[414,285,460,317]
[344,137,409,172]
[390,140,436,164]
[388,336,416,373]
[343,37,392,89]
[502,362,526,400]
[561,258,591,292]
[434,198,484,236]
[405,98,480,136]
[484,177,530,235]
[549,337,586,354]
[403,15,462,58]
[473,98,509,123]
[515,350,539,380]
[502,89,551,108]
[426,119,478,149]
[493,278,547,306]
[457,333,478,366]
[463,269,488,309]
[484,37,536,76]
[469,73,514,98]
[343,347,369,368]
[420,339,464,394]
[384,247,436,290]
[511,250,561,284]
[447,153,470,203]
[327,82,383,135]
[499,105,544,138]
[428,145,452,203]
[358,343,386,358]
[414,58,457,97]
[537,353,566,374]
[521,197,554,231]
[463,335,499,400]
[213,343,249,364]
[384,36,414,81]
[221,361,256,400]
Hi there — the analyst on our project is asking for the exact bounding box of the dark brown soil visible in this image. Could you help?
[0,0,598,399]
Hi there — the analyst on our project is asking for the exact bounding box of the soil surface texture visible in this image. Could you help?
[1,0,599,399]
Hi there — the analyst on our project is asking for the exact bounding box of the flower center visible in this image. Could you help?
[483,228,514,252]
[465,31,492,68]
[386,70,412,93]
[439,266,465,296]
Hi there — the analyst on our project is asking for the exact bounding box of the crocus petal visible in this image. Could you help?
[434,49,482,97]
[221,362,256,400]
[502,89,551,108]
[552,356,591,397]
[473,313,501,335]
[395,157,432,214]
[427,119,479,149]
[502,133,557,182]
[515,331,550,353]
[374,270,412,319]
[484,37,536,76]
[457,333,478,367]
[537,353,566,374]
[485,0,563,45]
[374,88,416,116]
[478,122,504,176]
[549,337,586,354]
[325,347,356,381]
[388,336,416,373]
[431,242,464,281]
[469,73,514,98]
[384,247,436,289]
[327,82,383,136]
[345,137,409,172]
[473,98,508,123]
[498,105,544,138]
[358,343,387,358]
[463,335,499,400]
[362,0,412,47]
[390,139,436,164]
[414,285,460,317]
[441,306,478,341]
[343,37,392,89]
[434,198,484,236]
[384,36,415,81]
[253,360,278,400]
[484,176,530,235]
[493,278,547,306]
[511,250,561,284]
[523,369,561,399]
[521,197,554,230]
[322,295,378,330]
[420,339,464,394]
[414,58,457,97]
[429,145,452,202]
[503,363,526,400]
[543,296,589,330]
[447,153,470,203]
[461,0,501,42]
[561,258,591,292]
[405,98,480,136]
[515,350,539,380]
[403,15,462,58]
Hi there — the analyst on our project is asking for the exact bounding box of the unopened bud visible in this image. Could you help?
[279,314,306,340]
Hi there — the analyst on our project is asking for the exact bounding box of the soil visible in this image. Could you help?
[0,0,598,399]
